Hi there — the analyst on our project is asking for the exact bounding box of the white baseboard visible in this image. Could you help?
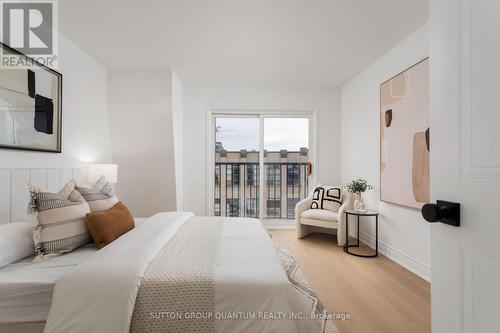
[358,230,431,282]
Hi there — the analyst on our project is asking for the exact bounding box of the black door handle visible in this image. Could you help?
[421,200,460,227]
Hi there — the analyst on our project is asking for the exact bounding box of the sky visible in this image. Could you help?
[216,117,309,151]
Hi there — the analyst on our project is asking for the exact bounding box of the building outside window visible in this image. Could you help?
[267,164,281,186]
[227,198,240,217]
[287,197,300,219]
[247,164,259,186]
[267,198,281,217]
[246,198,259,217]
[214,148,308,221]
[287,164,300,186]
[214,198,221,216]
[226,165,240,187]
[215,165,220,185]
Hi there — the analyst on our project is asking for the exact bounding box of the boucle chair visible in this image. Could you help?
[295,186,352,246]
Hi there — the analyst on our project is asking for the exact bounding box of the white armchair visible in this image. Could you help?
[295,187,352,246]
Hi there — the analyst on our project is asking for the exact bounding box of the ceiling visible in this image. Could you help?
[59,0,428,86]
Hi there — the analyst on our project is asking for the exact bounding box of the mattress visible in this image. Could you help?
[0,218,148,324]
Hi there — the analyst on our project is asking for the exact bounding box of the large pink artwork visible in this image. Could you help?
[380,58,429,209]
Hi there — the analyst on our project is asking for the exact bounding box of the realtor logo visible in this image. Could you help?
[1,0,58,68]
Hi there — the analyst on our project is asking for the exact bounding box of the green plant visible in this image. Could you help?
[345,178,373,193]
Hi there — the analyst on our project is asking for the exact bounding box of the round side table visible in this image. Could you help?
[343,209,379,258]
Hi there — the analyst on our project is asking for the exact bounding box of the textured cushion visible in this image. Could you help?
[85,201,135,249]
[76,176,118,212]
[300,218,339,230]
[0,223,34,268]
[301,209,338,222]
[29,182,92,261]
[310,186,342,212]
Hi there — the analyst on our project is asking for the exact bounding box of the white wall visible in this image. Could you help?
[341,24,431,281]
[0,33,112,169]
[107,69,177,218]
[171,71,184,211]
[182,84,341,216]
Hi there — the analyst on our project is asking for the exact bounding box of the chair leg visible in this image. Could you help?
[296,223,313,239]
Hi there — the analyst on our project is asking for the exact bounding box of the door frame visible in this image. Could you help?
[206,107,318,223]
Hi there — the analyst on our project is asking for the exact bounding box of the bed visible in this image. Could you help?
[0,212,324,333]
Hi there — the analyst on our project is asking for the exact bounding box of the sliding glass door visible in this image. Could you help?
[263,118,309,221]
[211,111,314,225]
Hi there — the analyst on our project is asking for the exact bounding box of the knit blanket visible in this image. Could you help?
[130,217,223,333]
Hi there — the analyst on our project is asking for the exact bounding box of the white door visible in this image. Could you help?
[430,0,500,332]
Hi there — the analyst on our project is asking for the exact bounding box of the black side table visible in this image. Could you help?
[343,209,379,258]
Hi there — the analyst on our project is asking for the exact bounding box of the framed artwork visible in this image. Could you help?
[380,58,429,209]
[0,42,62,153]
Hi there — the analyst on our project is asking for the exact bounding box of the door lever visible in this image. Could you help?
[421,200,460,227]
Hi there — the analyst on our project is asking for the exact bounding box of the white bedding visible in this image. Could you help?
[44,213,321,333]
[0,218,148,324]
[0,244,96,323]
[44,212,194,333]
[215,218,319,333]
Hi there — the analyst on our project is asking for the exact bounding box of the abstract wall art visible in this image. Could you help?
[0,42,62,153]
[380,58,429,209]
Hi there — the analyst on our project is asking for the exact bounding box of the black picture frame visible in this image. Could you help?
[0,42,62,153]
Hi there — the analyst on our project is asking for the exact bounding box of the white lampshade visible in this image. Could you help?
[88,164,118,184]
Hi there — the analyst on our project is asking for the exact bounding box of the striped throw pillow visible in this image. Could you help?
[75,176,118,212]
[29,182,92,261]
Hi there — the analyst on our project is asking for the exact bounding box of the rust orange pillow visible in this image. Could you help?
[85,201,134,249]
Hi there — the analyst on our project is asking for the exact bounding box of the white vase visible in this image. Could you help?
[353,192,364,210]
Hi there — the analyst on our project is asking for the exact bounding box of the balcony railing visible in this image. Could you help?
[214,162,309,220]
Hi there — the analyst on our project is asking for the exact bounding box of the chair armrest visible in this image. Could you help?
[336,194,353,246]
[295,197,311,222]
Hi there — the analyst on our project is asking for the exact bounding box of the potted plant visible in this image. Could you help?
[345,178,373,211]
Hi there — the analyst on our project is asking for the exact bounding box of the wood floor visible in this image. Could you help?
[269,230,431,333]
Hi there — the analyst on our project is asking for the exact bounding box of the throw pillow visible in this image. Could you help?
[310,186,342,212]
[29,182,92,260]
[75,175,118,212]
[85,201,134,249]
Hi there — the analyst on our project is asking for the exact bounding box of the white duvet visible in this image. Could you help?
[44,212,321,333]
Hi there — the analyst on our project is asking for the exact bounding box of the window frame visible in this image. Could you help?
[207,108,318,227]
